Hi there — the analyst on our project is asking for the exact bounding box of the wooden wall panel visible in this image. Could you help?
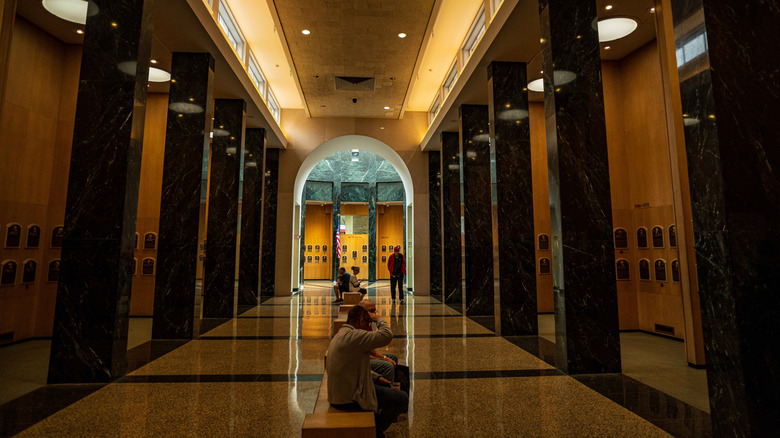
[303,204,332,280]
[377,204,404,280]
[529,102,554,313]
[129,93,169,316]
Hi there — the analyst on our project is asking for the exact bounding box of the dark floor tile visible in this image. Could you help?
[126,340,190,373]
[503,336,557,367]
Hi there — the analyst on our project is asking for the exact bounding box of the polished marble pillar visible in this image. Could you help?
[47,0,152,383]
[539,0,620,374]
[441,132,463,310]
[151,52,214,340]
[668,1,780,435]
[488,62,537,335]
[368,182,377,282]
[238,128,265,305]
[428,151,443,301]
[202,99,245,318]
[260,148,279,298]
[459,105,494,317]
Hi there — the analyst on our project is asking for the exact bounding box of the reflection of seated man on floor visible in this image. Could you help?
[333,266,349,303]
[327,306,408,438]
[360,298,399,382]
[349,266,368,295]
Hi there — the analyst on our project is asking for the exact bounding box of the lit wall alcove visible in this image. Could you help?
[291,135,414,290]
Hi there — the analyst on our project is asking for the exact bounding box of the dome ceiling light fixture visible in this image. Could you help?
[42,0,97,25]
[597,17,638,42]
[526,70,577,93]
[117,62,171,83]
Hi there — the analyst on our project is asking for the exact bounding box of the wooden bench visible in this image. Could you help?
[302,371,375,437]
[333,304,355,335]
[342,292,363,305]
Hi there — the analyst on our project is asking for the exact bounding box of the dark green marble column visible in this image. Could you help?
[428,152,443,301]
[152,52,214,340]
[368,182,377,282]
[238,128,265,306]
[202,99,245,318]
[47,0,152,383]
[441,132,463,311]
[259,148,279,298]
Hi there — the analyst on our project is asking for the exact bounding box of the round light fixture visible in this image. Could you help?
[604,45,612,50]
[148,67,171,82]
[526,70,577,93]
[302,29,311,35]
[527,78,544,92]
[168,102,204,114]
[384,106,390,110]
[75,29,84,35]
[398,33,407,38]
[42,0,89,25]
[605,4,613,10]
[597,17,638,42]
[151,59,157,64]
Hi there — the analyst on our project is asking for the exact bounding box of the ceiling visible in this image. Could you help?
[420,0,658,149]
[272,0,435,118]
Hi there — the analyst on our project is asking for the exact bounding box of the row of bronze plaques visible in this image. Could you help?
[535,257,680,282]
[614,225,677,249]
[305,244,402,253]
[0,258,157,286]
[2,224,160,251]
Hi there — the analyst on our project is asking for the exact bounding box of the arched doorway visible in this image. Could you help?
[291,135,414,292]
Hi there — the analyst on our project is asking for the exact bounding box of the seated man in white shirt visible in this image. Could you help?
[327,306,408,438]
[349,265,368,295]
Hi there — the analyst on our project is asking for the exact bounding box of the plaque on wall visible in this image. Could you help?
[362,255,367,263]
[323,256,327,263]
[342,244,347,253]
[613,228,628,249]
[669,225,677,248]
[142,258,155,275]
[47,260,60,282]
[26,225,41,248]
[315,245,320,252]
[323,245,328,252]
[1,260,17,285]
[307,255,312,263]
[315,256,320,262]
[132,258,137,276]
[352,250,358,259]
[362,244,368,252]
[5,223,21,248]
[381,245,387,252]
[671,259,680,283]
[636,227,648,249]
[616,259,630,280]
[307,245,313,252]
[639,259,650,281]
[51,226,64,248]
[382,256,387,263]
[342,255,347,263]
[22,260,37,283]
[144,232,157,250]
[538,234,549,250]
[652,226,664,248]
[654,259,667,282]
[539,258,551,275]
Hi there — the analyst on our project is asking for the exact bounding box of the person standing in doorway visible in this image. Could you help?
[387,245,406,304]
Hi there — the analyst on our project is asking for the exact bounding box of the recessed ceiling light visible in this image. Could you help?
[526,70,576,93]
[597,17,638,42]
[649,7,656,13]
[384,106,390,110]
[604,45,612,50]
[42,0,90,25]
[605,5,613,10]
[302,29,310,35]
[398,33,407,38]
[151,59,157,64]
[75,29,84,34]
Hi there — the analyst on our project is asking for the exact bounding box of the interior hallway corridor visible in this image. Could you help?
[1,283,711,437]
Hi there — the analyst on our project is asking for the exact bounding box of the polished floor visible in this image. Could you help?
[0,282,711,437]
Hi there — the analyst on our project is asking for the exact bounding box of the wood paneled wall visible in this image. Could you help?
[377,204,404,280]
[529,102,554,313]
[0,17,80,343]
[303,204,332,280]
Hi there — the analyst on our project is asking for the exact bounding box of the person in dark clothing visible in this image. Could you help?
[333,267,350,304]
[386,245,406,304]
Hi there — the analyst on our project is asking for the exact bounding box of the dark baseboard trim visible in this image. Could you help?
[0,336,52,348]
[620,329,684,342]
[536,312,554,315]
[687,362,707,370]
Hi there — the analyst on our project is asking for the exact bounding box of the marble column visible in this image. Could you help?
[441,132,463,311]
[202,99,245,318]
[459,105,494,317]
[428,151,443,301]
[488,62,537,335]
[668,1,780,435]
[259,148,279,298]
[368,182,377,282]
[47,0,152,383]
[538,0,620,374]
[331,176,341,280]
[151,52,215,340]
[238,128,265,306]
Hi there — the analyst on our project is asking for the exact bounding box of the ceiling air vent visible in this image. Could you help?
[334,76,375,91]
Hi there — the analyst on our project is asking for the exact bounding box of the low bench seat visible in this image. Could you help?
[302,369,375,437]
